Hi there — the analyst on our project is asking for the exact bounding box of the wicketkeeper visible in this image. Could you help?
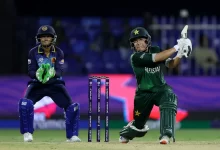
[19,25,81,142]
[119,27,192,144]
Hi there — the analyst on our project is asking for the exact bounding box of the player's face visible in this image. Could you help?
[133,38,148,51]
[40,35,53,46]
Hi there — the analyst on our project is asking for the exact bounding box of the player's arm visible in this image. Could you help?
[28,50,38,79]
[165,57,181,68]
[165,40,192,68]
[154,46,178,62]
[156,37,193,64]
[54,50,64,78]
[131,46,179,67]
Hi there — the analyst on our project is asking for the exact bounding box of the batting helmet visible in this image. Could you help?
[35,25,57,46]
[129,27,151,51]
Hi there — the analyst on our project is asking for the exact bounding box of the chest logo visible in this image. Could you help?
[145,66,160,74]
[38,58,43,63]
[51,57,56,63]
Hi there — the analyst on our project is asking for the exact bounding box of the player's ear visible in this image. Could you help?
[130,42,135,50]
[144,39,147,44]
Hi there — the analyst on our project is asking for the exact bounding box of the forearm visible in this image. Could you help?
[154,47,177,62]
[167,57,181,68]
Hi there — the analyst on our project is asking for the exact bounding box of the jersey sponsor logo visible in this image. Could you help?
[28,59,31,64]
[145,66,160,74]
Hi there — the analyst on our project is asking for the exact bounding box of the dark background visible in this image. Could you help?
[14,0,219,17]
[0,0,219,75]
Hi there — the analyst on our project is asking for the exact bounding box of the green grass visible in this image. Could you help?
[0,129,220,150]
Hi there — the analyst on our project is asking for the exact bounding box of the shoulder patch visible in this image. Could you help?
[59,59,64,64]
[28,59,31,64]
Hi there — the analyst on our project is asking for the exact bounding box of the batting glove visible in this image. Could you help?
[177,38,192,58]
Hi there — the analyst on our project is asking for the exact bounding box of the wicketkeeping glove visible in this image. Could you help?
[36,65,45,82]
[42,67,56,84]
[43,63,51,72]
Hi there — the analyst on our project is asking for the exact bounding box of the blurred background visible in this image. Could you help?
[0,0,220,130]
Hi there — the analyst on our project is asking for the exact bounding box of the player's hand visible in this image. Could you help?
[36,65,44,82]
[43,63,51,71]
[175,48,185,58]
[177,38,192,58]
[42,67,56,84]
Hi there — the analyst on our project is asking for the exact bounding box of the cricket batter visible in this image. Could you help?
[119,27,192,144]
[19,25,81,142]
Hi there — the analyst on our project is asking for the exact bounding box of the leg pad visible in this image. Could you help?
[18,98,34,134]
[65,103,80,139]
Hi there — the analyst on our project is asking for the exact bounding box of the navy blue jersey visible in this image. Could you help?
[28,45,64,81]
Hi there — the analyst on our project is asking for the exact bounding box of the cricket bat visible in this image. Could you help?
[180,25,192,58]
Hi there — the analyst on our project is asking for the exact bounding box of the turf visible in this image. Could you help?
[0,129,220,150]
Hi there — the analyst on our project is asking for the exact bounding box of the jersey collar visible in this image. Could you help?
[38,45,56,53]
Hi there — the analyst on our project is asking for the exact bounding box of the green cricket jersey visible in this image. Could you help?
[130,46,167,92]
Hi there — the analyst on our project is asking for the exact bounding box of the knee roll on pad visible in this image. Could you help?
[159,93,177,142]
[18,98,34,134]
[65,103,80,139]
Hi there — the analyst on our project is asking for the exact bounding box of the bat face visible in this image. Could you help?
[180,25,192,58]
